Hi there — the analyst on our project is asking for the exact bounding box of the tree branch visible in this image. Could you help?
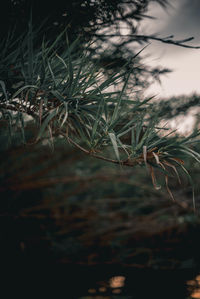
[95,34,200,49]
[61,133,138,167]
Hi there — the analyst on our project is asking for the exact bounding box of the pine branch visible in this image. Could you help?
[95,34,200,49]
[63,134,138,167]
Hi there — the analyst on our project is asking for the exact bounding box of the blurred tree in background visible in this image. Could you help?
[1,0,199,90]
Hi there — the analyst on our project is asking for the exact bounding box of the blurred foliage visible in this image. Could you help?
[1,129,200,255]
[1,0,199,91]
[155,93,200,120]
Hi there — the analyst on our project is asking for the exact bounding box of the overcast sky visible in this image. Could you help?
[142,0,200,98]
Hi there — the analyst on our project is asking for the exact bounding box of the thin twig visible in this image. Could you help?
[95,34,200,49]
[61,133,138,167]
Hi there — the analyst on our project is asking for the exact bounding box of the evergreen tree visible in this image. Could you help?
[1,1,200,274]
[0,0,200,203]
